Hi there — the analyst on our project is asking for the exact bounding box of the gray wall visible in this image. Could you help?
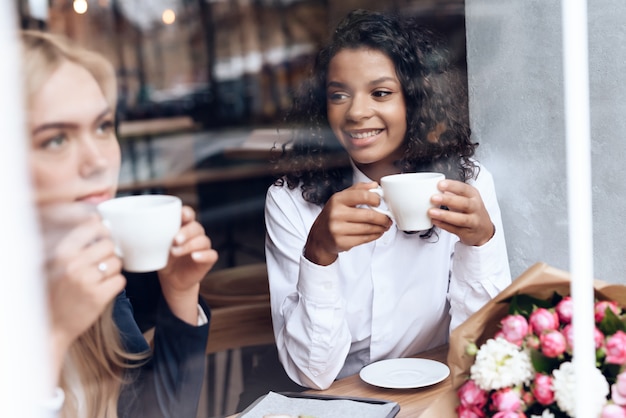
[466,0,626,282]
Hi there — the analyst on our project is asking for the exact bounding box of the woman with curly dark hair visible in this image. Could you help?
[264,9,511,390]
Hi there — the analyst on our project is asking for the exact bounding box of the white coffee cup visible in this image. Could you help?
[97,194,182,273]
[369,172,445,232]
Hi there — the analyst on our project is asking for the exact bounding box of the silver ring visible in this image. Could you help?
[97,262,108,274]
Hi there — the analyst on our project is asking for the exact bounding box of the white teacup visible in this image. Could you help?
[97,194,182,272]
[369,172,445,232]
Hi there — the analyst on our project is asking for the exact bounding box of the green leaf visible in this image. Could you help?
[506,293,555,317]
[601,362,621,385]
[599,307,626,335]
[530,348,561,374]
[549,292,564,306]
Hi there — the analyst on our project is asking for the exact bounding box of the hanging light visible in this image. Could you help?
[73,0,88,14]
[162,8,175,25]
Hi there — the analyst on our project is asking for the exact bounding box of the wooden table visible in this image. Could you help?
[228,344,450,418]
[118,116,199,138]
[313,345,450,417]
[222,128,292,160]
[117,116,200,181]
[117,161,271,194]
[117,151,350,196]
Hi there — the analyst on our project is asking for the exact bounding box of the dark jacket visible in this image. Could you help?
[115,272,210,418]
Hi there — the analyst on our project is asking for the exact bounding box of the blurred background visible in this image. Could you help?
[14,2,468,416]
[18,0,465,129]
[15,1,626,417]
[16,0,467,271]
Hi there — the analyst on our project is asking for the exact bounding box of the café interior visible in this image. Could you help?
[7,0,624,417]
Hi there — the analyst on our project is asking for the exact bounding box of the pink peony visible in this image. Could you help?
[596,327,607,349]
[491,387,523,412]
[606,331,626,364]
[458,379,488,408]
[525,334,540,350]
[556,296,574,324]
[563,324,603,351]
[563,324,574,351]
[612,372,626,406]
[500,314,530,346]
[595,300,621,323]
[456,404,486,418]
[492,412,525,418]
[521,390,534,406]
[529,308,559,335]
[532,373,555,405]
[540,330,567,358]
[602,404,626,418]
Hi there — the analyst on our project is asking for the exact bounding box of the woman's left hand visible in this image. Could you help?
[428,179,495,247]
[158,205,218,324]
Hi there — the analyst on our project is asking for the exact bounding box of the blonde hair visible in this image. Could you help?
[21,30,117,110]
[21,30,146,418]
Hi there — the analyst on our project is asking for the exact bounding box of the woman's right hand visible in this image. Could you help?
[304,182,392,266]
[39,203,126,381]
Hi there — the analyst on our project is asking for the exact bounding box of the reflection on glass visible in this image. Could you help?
[161,8,175,25]
[73,0,87,15]
[13,2,472,416]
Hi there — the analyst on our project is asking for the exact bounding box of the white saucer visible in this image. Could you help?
[359,358,450,389]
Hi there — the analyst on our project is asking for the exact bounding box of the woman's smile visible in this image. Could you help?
[344,128,384,147]
[326,47,407,180]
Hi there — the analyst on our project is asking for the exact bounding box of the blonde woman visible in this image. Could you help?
[22,30,218,417]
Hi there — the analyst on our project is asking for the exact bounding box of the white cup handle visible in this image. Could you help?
[368,188,393,219]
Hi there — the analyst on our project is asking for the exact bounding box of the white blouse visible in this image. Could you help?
[265,163,511,390]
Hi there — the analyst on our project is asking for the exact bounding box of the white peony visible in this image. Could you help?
[469,337,533,390]
[530,410,555,418]
[551,361,608,417]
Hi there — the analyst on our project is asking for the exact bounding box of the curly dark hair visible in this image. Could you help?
[275,9,477,205]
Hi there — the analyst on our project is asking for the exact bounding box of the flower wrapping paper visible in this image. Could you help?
[419,262,626,417]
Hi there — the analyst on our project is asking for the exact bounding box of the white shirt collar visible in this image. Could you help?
[350,159,374,184]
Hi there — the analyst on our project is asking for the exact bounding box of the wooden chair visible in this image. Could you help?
[143,300,275,418]
[202,302,275,417]
[198,263,274,417]
[206,302,274,354]
[200,262,269,308]
[145,302,275,353]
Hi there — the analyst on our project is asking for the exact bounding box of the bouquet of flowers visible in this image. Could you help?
[420,262,626,418]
